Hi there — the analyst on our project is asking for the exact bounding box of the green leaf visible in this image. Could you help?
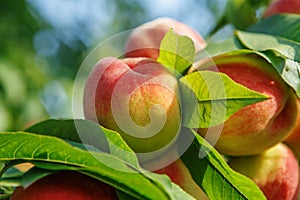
[5,120,196,200]
[180,128,267,200]
[225,0,257,30]
[25,119,141,168]
[260,50,300,97]
[0,165,25,188]
[25,119,196,199]
[98,127,196,200]
[117,190,139,200]
[249,14,300,42]
[0,167,53,188]
[180,71,268,128]
[0,193,11,200]
[0,62,26,107]
[157,29,195,76]
[0,132,176,200]
[100,126,141,168]
[236,31,300,62]
[248,0,269,7]
[232,31,300,97]
[24,119,110,152]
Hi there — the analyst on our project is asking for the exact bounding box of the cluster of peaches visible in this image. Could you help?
[10,0,300,199]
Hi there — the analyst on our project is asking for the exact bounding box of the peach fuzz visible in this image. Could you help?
[83,57,181,154]
[10,171,118,200]
[124,17,206,60]
[193,54,298,156]
[229,143,299,200]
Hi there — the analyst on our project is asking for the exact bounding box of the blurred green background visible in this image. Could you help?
[0,0,270,131]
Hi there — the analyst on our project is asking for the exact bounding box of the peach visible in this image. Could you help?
[10,171,118,200]
[124,17,206,60]
[229,143,299,200]
[264,0,300,17]
[292,167,300,200]
[193,54,298,155]
[284,99,300,159]
[84,57,181,154]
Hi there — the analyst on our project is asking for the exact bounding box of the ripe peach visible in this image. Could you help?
[264,0,300,17]
[124,17,206,60]
[284,99,300,159]
[10,171,118,200]
[194,54,298,155]
[84,57,181,154]
[229,143,299,200]
[292,167,300,200]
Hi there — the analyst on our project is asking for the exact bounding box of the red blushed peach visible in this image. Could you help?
[10,171,118,200]
[285,99,300,159]
[124,17,206,60]
[84,57,181,154]
[292,167,300,200]
[194,54,298,156]
[264,0,300,17]
[293,166,300,200]
[229,143,299,200]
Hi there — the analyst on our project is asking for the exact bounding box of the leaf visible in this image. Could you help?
[0,165,25,188]
[5,120,196,200]
[117,190,139,200]
[236,31,300,62]
[25,119,140,167]
[225,0,257,30]
[97,127,196,200]
[25,119,195,199]
[248,0,269,7]
[248,14,300,42]
[0,62,26,107]
[0,193,11,200]
[100,126,140,168]
[179,71,268,128]
[260,50,300,97]
[179,128,267,200]
[157,29,195,76]
[0,132,176,200]
[26,119,142,169]
[24,119,110,152]
[22,168,52,188]
[232,31,300,97]
[25,120,144,174]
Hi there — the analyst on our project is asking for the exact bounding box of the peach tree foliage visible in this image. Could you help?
[0,14,299,200]
[0,120,266,200]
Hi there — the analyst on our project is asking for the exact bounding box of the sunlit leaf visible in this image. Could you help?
[180,71,268,128]
[180,128,267,200]
[158,29,195,76]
